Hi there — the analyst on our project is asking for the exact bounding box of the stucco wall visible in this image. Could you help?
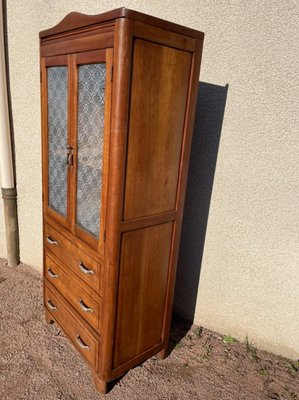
[2,1,298,359]
[0,176,7,258]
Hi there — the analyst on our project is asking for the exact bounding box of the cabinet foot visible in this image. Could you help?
[92,373,108,394]
[157,347,168,360]
[45,309,54,324]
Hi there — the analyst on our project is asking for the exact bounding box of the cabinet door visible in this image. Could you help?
[41,55,71,227]
[71,49,112,253]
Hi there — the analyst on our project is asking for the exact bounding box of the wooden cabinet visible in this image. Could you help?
[40,7,204,393]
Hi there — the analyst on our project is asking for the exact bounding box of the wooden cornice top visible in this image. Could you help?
[39,7,204,40]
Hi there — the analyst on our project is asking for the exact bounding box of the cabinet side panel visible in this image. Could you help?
[113,223,173,368]
[123,39,192,220]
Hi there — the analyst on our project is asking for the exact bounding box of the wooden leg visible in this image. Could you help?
[93,372,108,394]
[157,347,168,360]
[45,309,54,324]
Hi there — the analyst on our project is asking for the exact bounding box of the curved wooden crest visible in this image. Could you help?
[39,8,126,38]
[39,7,204,40]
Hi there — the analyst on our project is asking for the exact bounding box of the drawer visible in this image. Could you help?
[45,252,101,332]
[44,223,102,293]
[45,283,99,369]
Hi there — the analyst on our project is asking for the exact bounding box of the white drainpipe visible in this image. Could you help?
[0,1,19,267]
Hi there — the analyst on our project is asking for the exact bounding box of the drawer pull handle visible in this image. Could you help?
[79,261,94,275]
[76,335,90,350]
[66,145,74,166]
[79,299,93,313]
[47,299,57,311]
[46,236,58,245]
[47,268,59,279]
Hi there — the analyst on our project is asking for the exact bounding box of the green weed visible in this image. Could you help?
[203,343,213,359]
[175,341,182,349]
[258,368,269,376]
[245,336,259,362]
[223,335,236,345]
[286,361,299,376]
[194,326,203,338]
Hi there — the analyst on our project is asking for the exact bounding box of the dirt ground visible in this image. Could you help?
[0,259,298,400]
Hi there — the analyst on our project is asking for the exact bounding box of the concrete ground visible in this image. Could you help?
[0,258,298,400]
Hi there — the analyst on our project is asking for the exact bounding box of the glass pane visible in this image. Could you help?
[47,66,68,217]
[76,63,106,238]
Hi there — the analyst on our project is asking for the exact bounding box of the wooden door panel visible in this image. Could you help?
[123,39,192,220]
[113,222,173,368]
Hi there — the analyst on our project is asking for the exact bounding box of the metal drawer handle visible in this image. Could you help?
[66,145,74,166]
[47,299,57,311]
[79,261,94,275]
[46,236,58,245]
[76,335,90,350]
[47,268,59,279]
[79,298,93,313]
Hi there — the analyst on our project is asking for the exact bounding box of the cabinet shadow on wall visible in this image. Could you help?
[170,82,229,349]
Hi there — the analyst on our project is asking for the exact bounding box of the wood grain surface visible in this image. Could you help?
[113,223,173,368]
[124,39,192,220]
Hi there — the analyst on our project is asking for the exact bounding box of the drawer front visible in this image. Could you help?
[44,223,102,293]
[45,283,99,368]
[45,253,101,332]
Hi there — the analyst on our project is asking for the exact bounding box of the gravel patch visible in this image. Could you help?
[0,258,298,399]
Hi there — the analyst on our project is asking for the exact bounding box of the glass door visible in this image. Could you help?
[42,55,71,228]
[71,49,113,253]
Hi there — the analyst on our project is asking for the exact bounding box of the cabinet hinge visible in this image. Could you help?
[110,65,113,81]
[40,71,42,83]
[104,231,106,242]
